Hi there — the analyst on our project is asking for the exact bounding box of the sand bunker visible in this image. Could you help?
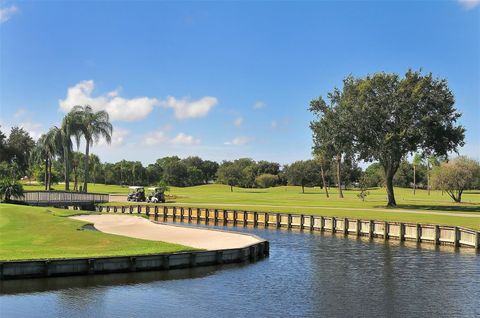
[71,214,263,250]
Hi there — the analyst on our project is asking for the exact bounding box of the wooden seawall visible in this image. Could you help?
[97,205,480,249]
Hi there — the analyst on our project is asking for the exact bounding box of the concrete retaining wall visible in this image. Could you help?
[97,205,480,249]
[0,241,269,280]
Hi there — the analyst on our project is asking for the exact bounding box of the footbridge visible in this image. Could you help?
[18,190,109,209]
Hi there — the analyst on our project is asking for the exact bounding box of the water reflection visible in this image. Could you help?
[1,221,479,318]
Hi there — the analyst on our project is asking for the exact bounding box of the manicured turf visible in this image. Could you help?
[23,183,480,230]
[23,183,133,194]
[0,204,196,261]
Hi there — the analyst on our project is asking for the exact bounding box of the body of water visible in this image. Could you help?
[1,222,479,317]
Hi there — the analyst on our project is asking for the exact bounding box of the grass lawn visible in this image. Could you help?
[0,204,196,261]
[22,183,480,230]
[22,182,133,194]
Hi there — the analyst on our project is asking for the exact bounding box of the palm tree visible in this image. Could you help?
[49,115,77,191]
[89,154,101,185]
[36,128,59,190]
[71,152,83,191]
[71,105,112,192]
[34,135,49,190]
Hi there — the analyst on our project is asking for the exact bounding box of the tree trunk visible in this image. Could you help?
[302,185,305,193]
[384,165,397,207]
[413,164,416,195]
[230,185,233,192]
[320,163,329,198]
[64,147,70,191]
[47,159,52,190]
[336,154,344,198]
[73,165,78,191]
[427,162,430,196]
[83,141,90,192]
[44,158,48,191]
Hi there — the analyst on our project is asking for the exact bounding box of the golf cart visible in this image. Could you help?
[146,187,166,203]
[127,186,146,202]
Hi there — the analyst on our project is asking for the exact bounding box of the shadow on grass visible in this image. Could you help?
[376,204,480,213]
[237,190,268,194]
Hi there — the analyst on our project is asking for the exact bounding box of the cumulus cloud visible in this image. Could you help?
[160,96,218,119]
[0,5,18,23]
[96,127,130,147]
[234,117,243,127]
[59,80,218,122]
[224,136,250,145]
[59,80,160,121]
[458,0,480,9]
[143,129,199,146]
[143,130,169,146]
[170,133,200,145]
[253,100,266,109]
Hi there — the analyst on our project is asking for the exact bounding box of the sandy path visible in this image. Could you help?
[71,214,262,250]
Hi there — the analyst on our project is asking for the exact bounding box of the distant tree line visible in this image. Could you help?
[1,123,479,204]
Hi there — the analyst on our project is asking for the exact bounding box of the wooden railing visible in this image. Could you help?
[97,205,480,250]
[18,191,109,206]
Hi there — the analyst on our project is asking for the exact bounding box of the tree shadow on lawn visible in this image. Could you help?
[237,190,268,194]
[375,204,480,213]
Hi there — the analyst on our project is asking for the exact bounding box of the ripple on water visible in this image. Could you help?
[1,222,479,318]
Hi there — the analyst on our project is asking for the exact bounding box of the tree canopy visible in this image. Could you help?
[311,70,465,206]
[431,157,480,203]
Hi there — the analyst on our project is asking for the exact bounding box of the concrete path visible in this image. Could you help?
[70,214,262,250]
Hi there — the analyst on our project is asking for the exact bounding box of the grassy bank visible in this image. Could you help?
[107,184,480,230]
[22,183,480,230]
[0,204,195,261]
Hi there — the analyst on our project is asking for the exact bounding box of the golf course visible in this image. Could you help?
[0,204,196,261]
[20,182,480,230]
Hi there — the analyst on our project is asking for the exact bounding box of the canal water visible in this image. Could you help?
[1,222,479,318]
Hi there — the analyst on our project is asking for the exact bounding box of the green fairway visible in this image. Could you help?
[22,183,480,230]
[22,183,133,194]
[0,204,195,261]
[104,184,480,230]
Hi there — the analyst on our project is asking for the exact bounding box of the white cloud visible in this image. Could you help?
[170,133,200,145]
[96,127,130,147]
[160,96,218,119]
[18,122,43,141]
[458,0,480,9]
[0,5,18,23]
[142,128,199,146]
[224,136,250,145]
[234,117,243,127]
[143,130,169,146]
[59,80,218,122]
[253,100,266,109]
[59,80,160,121]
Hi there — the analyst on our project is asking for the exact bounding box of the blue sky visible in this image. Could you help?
[0,0,479,165]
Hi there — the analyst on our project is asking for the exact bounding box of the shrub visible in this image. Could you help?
[431,157,480,203]
[0,178,24,203]
[255,174,278,188]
